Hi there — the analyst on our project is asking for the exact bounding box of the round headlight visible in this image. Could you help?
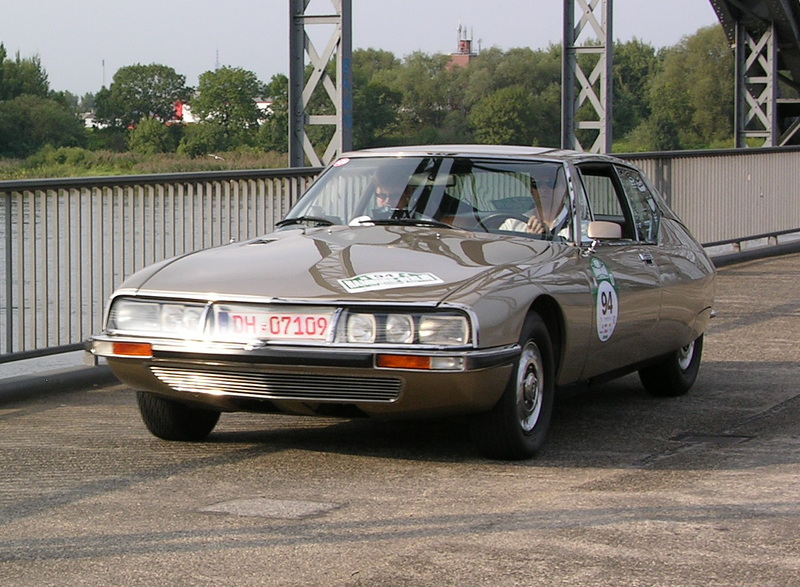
[160,304,205,334]
[346,313,376,343]
[182,306,205,331]
[385,314,415,344]
[161,305,185,332]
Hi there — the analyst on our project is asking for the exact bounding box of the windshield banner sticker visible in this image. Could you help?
[339,272,444,293]
[590,258,619,342]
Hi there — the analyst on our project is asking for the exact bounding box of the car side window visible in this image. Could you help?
[615,166,661,243]
[576,164,636,240]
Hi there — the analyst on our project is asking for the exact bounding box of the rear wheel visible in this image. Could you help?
[470,313,555,460]
[638,335,704,397]
[136,391,220,441]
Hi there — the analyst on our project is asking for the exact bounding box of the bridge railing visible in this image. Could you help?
[1,168,321,361]
[625,146,800,246]
[2,147,800,361]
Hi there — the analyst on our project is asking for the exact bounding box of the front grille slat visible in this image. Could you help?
[150,366,402,403]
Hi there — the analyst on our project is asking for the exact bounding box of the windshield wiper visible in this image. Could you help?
[276,216,334,228]
[369,218,453,229]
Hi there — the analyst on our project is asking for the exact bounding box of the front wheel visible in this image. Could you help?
[638,335,704,397]
[470,313,555,460]
[136,391,221,441]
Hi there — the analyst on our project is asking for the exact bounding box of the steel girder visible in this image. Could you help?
[286,0,800,158]
[710,0,800,146]
[289,0,353,167]
[561,0,613,153]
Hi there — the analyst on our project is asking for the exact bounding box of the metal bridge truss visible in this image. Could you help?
[289,0,800,161]
[289,0,353,167]
[561,0,613,153]
[711,0,800,146]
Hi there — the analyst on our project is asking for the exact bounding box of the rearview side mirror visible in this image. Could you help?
[586,220,622,240]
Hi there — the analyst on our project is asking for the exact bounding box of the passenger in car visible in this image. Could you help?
[499,179,551,236]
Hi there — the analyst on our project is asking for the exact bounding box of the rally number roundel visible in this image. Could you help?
[596,280,618,342]
[590,257,619,342]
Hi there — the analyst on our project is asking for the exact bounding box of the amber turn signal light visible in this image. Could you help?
[376,354,432,370]
[112,342,153,357]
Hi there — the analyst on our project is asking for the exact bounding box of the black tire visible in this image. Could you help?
[470,313,555,460]
[638,334,704,397]
[136,391,220,441]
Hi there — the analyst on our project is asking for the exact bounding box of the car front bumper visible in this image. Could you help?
[92,336,519,418]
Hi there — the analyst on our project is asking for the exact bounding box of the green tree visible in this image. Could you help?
[351,49,403,148]
[94,63,190,127]
[470,86,536,145]
[460,46,560,109]
[129,117,175,154]
[650,113,683,150]
[375,52,453,132]
[191,66,262,147]
[353,48,400,82]
[178,122,229,158]
[444,45,559,147]
[529,82,562,147]
[648,25,733,148]
[0,98,27,156]
[0,46,87,158]
[352,80,402,149]
[0,94,85,157]
[613,39,660,140]
[257,74,289,153]
[86,126,129,152]
[0,44,50,100]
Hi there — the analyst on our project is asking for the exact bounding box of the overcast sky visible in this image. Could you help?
[2,0,720,96]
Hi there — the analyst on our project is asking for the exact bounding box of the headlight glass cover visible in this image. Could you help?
[337,310,470,347]
[107,298,207,336]
[107,298,471,348]
[418,315,470,345]
[345,313,377,344]
[385,314,415,344]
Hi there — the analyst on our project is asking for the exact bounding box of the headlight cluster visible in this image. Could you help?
[106,298,471,348]
[338,311,469,347]
[108,298,206,336]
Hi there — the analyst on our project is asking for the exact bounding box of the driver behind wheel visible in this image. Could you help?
[499,179,550,235]
[371,167,414,219]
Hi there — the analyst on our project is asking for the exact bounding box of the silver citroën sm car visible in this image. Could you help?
[91,146,715,460]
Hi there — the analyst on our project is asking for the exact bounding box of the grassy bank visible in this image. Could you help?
[0,147,290,180]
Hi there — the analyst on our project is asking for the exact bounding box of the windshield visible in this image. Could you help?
[283,156,573,241]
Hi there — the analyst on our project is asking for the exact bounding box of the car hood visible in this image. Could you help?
[123,225,557,306]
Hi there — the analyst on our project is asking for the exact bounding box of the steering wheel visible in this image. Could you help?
[479,212,531,230]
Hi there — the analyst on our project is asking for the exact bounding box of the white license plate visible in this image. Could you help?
[215,306,333,341]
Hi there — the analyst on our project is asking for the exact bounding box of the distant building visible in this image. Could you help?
[449,24,478,69]
[174,98,274,125]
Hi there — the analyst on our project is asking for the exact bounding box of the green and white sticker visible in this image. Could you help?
[590,258,618,342]
[339,271,444,293]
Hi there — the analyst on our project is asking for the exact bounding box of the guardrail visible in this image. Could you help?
[2,147,800,362]
[625,146,800,245]
[1,168,321,361]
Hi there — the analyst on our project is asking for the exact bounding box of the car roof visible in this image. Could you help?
[340,144,628,165]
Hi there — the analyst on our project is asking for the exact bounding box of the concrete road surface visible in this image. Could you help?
[1,254,798,586]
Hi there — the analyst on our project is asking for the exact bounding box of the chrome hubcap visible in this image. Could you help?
[517,342,544,433]
[677,340,695,371]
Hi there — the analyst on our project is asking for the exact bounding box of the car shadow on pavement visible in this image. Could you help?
[206,360,800,470]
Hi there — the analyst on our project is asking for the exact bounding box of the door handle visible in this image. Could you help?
[639,253,654,265]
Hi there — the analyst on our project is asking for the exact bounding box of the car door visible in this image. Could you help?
[622,166,715,353]
[574,162,663,380]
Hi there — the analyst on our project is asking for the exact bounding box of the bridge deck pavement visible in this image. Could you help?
[1,253,798,586]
